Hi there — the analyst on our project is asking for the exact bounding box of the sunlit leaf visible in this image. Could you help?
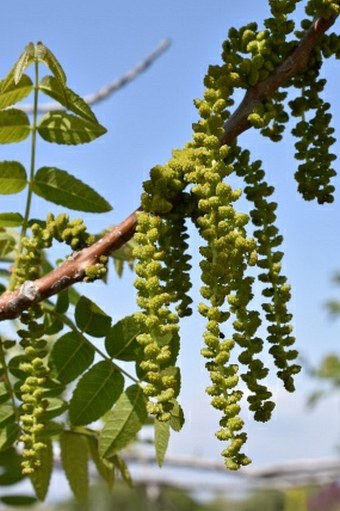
[36,42,66,86]
[99,385,147,458]
[37,111,106,145]
[0,403,15,426]
[112,455,133,488]
[32,167,112,213]
[13,42,35,84]
[69,361,124,426]
[60,431,88,504]
[75,296,112,337]
[0,109,30,144]
[30,439,53,501]
[39,75,98,123]
[40,397,67,420]
[0,212,24,227]
[154,420,170,467]
[49,331,94,384]
[0,74,33,109]
[105,315,141,361]
[0,161,27,194]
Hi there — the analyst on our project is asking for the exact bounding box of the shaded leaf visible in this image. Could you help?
[0,423,20,452]
[99,384,147,458]
[112,455,133,487]
[69,361,124,426]
[37,111,106,145]
[40,397,67,420]
[32,166,112,213]
[0,495,37,506]
[0,447,24,485]
[49,331,95,384]
[87,436,115,490]
[0,109,30,144]
[0,74,33,109]
[0,382,10,404]
[30,439,53,501]
[169,400,185,432]
[60,431,88,504]
[56,289,69,314]
[39,75,97,123]
[155,419,170,467]
[105,314,141,361]
[0,212,24,227]
[75,296,112,337]
[0,403,15,426]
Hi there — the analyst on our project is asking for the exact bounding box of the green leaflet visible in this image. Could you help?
[37,111,106,145]
[0,74,33,109]
[0,382,10,404]
[98,384,147,458]
[112,455,133,488]
[40,397,68,421]
[30,439,53,501]
[169,400,185,432]
[0,109,30,144]
[13,42,35,84]
[49,331,95,384]
[105,315,141,361]
[69,361,124,426]
[154,419,170,467]
[32,167,112,213]
[0,161,27,194]
[0,447,24,486]
[60,431,88,504]
[75,296,112,337]
[35,42,66,86]
[0,232,15,257]
[87,436,115,490]
[0,212,24,227]
[39,75,98,123]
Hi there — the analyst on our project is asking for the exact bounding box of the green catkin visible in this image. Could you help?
[133,0,338,469]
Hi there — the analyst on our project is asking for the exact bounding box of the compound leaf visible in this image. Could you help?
[0,109,30,144]
[69,361,124,426]
[32,167,112,213]
[60,431,88,504]
[37,111,106,145]
[49,331,94,384]
[99,384,147,458]
[0,161,27,194]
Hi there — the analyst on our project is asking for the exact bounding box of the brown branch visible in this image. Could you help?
[0,13,338,322]
[222,14,338,144]
[0,210,138,320]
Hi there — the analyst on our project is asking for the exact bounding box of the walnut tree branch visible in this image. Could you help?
[0,13,338,322]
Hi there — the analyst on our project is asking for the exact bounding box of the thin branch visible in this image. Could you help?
[20,39,171,114]
[0,13,338,321]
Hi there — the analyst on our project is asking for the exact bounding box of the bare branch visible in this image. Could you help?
[0,13,338,321]
[20,39,171,114]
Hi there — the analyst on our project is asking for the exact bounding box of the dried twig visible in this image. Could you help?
[20,39,171,114]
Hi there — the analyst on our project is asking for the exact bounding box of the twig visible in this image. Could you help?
[0,13,338,321]
[20,39,171,114]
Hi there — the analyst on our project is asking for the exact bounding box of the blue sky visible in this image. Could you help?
[1,0,340,498]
